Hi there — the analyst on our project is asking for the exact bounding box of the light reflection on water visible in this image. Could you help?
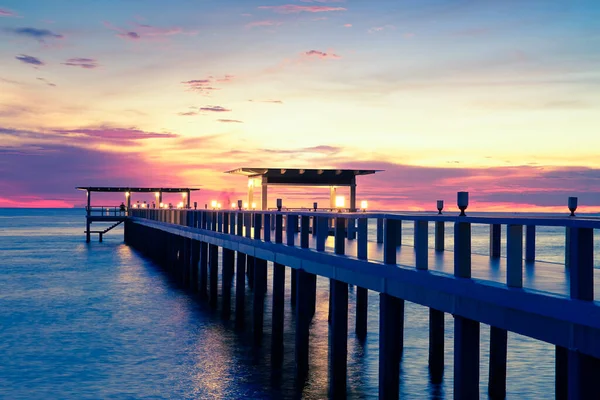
[0,209,574,398]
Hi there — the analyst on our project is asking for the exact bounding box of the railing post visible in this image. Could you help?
[245,212,254,289]
[199,212,208,300]
[316,215,328,251]
[525,225,535,262]
[295,215,315,377]
[415,220,428,270]
[453,218,479,399]
[435,221,445,252]
[376,218,384,243]
[384,218,399,265]
[490,224,501,258]
[507,224,523,288]
[356,217,368,340]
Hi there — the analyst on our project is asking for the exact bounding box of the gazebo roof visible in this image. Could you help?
[224,168,382,186]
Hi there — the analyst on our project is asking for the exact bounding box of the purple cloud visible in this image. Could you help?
[37,77,56,87]
[6,27,64,42]
[258,5,346,13]
[15,54,44,66]
[104,21,196,41]
[303,50,341,59]
[199,106,231,112]
[217,119,243,123]
[0,8,17,17]
[53,127,177,140]
[181,75,233,94]
[62,58,99,69]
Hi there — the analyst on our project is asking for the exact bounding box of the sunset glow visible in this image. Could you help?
[1,0,599,211]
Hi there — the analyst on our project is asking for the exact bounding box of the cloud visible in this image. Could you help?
[258,5,346,13]
[62,58,99,69]
[103,21,197,41]
[181,75,233,95]
[0,8,17,17]
[37,77,56,87]
[52,126,178,141]
[178,111,198,116]
[199,106,231,112]
[343,23,352,27]
[249,99,284,104]
[246,20,282,28]
[303,50,341,59]
[368,24,396,33]
[217,119,243,123]
[5,27,63,42]
[15,54,44,66]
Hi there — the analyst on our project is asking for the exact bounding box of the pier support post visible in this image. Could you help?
[429,308,444,383]
[199,242,208,299]
[272,213,285,365]
[329,278,348,398]
[355,217,368,340]
[209,243,218,308]
[287,214,298,306]
[222,248,235,319]
[453,220,479,399]
[295,269,312,377]
[488,326,507,399]
[235,211,246,329]
[565,227,599,398]
[191,240,200,292]
[489,224,501,258]
[556,346,568,400]
[454,316,480,399]
[252,214,267,344]
[300,216,316,318]
[379,293,404,399]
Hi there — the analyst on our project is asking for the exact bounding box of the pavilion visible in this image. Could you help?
[224,168,382,211]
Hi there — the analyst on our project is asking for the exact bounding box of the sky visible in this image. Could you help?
[1,0,600,211]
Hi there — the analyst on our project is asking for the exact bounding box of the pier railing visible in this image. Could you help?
[126,207,600,398]
[86,205,127,217]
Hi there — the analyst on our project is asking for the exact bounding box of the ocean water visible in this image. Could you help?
[0,208,594,399]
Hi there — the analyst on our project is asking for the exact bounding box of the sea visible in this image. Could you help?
[1,208,598,399]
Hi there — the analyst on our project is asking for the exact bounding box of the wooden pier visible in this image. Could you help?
[101,201,600,399]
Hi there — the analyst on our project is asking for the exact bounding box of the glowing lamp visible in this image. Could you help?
[217,203,222,209]
[141,203,146,208]
[335,196,345,209]
[251,202,256,210]
[125,192,130,198]
[159,202,164,208]
[231,203,236,209]
[360,200,368,211]
[182,192,187,198]
[248,179,254,188]
[155,192,159,198]
[211,200,217,209]
[244,202,249,210]
[177,202,184,209]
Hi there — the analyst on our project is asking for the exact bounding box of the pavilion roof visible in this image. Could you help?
[224,168,382,186]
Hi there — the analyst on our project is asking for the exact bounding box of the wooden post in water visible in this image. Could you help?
[379,217,404,399]
[209,211,219,308]
[435,221,445,251]
[453,216,480,399]
[300,215,316,318]
[329,216,348,398]
[355,217,368,340]
[222,213,235,319]
[235,211,246,330]
[565,227,600,398]
[271,212,285,365]
[252,213,267,344]
[287,214,298,306]
[245,212,254,290]
[294,215,313,377]
[199,212,208,299]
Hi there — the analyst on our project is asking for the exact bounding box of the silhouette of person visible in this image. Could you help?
[119,202,126,212]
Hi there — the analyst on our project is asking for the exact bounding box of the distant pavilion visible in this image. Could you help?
[224,168,382,211]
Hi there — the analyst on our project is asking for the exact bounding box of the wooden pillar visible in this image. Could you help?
[252,213,267,343]
[287,214,298,306]
[209,243,218,308]
[190,239,200,292]
[379,293,404,399]
[272,213,285,364]
[199,242,208,299]
[429,308,444,383]
[435,221,445,251]
[261,178,268,211]
[235,211,246,329]
[453,219,479,399]
[565,227,599,398]
[525,225,536,262]
[86,190,91,242]
[489,224,501,258]
[222,247,235,319]
[415,220,428,270]
[376,218,384,243]
[556,346,568,400]
[349,177,356,212]
[329,279,348,398]
[300,215,316,318]
[488,326,507,399]
[355,217,368,340]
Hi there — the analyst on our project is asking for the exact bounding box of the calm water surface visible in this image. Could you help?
[2,208,588,399]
